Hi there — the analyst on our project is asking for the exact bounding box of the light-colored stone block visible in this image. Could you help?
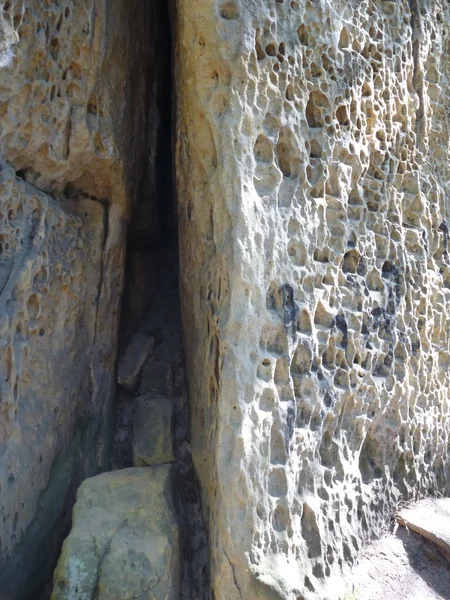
[396,499,450,563]
[52,466,180,600]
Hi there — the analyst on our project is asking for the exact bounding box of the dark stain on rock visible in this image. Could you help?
[280,283,299,341]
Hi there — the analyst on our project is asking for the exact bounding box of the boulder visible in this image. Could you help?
[52,466,180,600]
[396,499,450,563]
[117,332,155,393]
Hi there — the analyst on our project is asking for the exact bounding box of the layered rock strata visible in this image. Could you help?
[175,0,450,598]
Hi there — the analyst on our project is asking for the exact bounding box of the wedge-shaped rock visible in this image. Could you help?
[396,498,450,562]
[117,333,155,392]
[52,466,180,600]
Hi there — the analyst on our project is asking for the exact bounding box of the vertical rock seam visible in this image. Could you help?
[111,1,210,596]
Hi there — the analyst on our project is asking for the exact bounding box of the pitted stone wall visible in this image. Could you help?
[176,1,450,598]
[0,1,159,597]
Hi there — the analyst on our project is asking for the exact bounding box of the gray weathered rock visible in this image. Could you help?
[117,332,155,393]
[396,499,450,563]
[140,361,173,396]
[0,161,116,597]
[133,394,174,466]
[52,466,181,600]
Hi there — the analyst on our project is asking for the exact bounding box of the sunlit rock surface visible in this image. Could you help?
[175,1,450,598]
[1,0,450,598]
[52,467,180,600]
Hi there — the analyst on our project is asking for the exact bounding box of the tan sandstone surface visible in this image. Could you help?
[175,0,450,598]
[52,467,181,600]
[0,1,160,597]
[1,0,450,598]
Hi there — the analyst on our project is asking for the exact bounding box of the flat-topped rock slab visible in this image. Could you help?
[339,523,450,600]
[396,498,450,563]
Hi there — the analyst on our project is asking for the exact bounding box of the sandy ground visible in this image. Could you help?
[341,524,450,600]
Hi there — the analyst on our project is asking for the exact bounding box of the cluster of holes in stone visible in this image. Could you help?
[243,0,450,588]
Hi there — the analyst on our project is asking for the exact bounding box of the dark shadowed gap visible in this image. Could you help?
[113,2,210,598]
[25,1,209,598]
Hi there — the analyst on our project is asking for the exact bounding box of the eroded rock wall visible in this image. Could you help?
[175,0,450,598]
[0,1,159,597]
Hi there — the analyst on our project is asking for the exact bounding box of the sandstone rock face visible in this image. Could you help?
[0,161,110,593]
[175,1,450,598]
[52,466,180,600]
[3,0,450,598]
[0,1,160,596]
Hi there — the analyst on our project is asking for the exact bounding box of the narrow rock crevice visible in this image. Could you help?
[112,2,210,598]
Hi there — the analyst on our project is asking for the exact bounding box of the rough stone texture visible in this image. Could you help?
[141,361,174,396]
[0,161,108,593]
[175,1,450,598]
[0,1,161,597]
[3,0,450,597]
[51,466,180,600]
[0,1,157,205]
[112,242,210,599]
[133,394,174,466]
